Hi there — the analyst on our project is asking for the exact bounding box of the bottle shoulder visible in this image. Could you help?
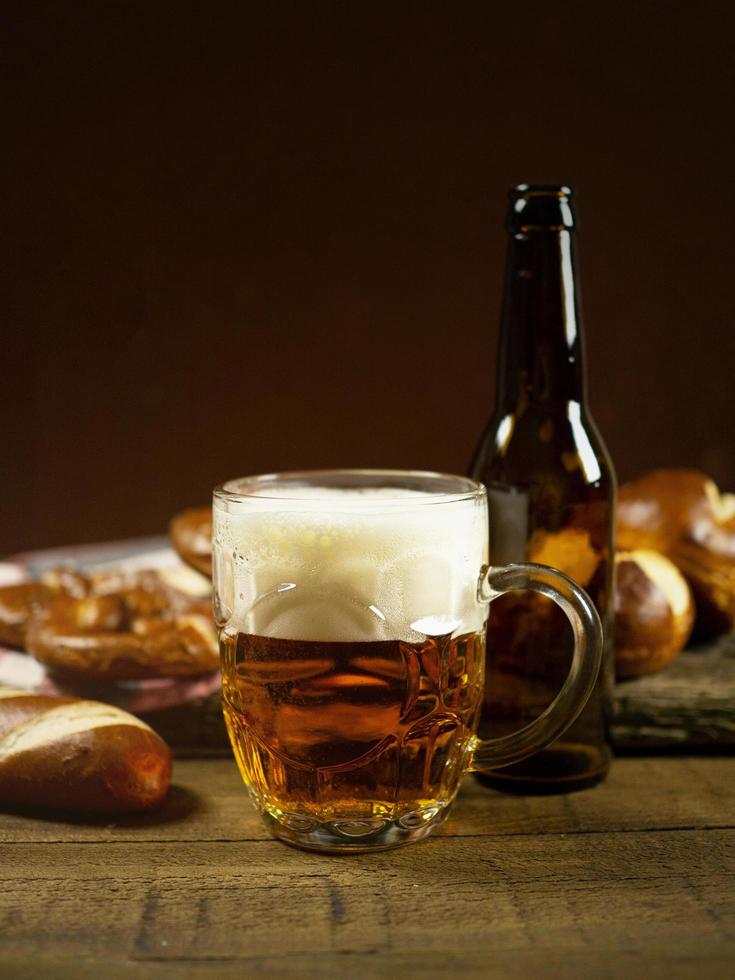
[471,401,616,498]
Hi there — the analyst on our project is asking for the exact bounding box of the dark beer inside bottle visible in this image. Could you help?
[472,184,615,793]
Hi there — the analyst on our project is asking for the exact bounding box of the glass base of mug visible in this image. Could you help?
[260,801,453,853]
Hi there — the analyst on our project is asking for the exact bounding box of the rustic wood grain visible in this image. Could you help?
[612,634,735,749]
[2,947,735,980]
[1,831,732,974]
[0,756,733,844]
[1,757,733,979]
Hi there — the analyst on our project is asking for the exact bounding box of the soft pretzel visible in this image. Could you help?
[0,568,218,680]
[0,583,56,647]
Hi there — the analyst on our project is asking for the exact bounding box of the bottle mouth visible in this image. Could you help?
[511,183,573,199]
[507,183,575,232]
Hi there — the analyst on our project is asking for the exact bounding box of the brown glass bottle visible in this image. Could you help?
[470,184,616,793]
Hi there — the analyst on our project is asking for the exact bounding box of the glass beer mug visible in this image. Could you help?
[213,470,602,852]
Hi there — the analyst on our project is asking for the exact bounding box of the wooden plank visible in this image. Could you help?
[2,757,733,978]
[0,758,268,845]
[449,755,735,838]
[1,756,733,844]
[0,831,732,969]
[613,634,735,749]
[3,945,735,980]
[142,694,229,755]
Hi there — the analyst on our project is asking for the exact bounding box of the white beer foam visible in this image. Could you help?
[213,487,487,642]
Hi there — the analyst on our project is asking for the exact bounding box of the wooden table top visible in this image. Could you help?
[1,755,734,979]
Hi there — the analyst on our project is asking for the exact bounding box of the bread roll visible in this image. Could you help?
[170,507,213,577]
[618,468,735,637]
[617,469,721,551]
[0,688,171,813]
[614,550,695,678]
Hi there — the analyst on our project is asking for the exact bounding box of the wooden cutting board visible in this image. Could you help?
[612,632,735,751]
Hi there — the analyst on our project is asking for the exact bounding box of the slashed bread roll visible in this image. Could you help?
[0,688,171,813]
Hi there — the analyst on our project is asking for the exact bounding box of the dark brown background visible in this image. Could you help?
[5,2,734,554]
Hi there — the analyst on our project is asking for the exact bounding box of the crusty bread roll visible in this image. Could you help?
[0,688,171,813]
[618,468,735,551]
[614,550,695,678]
[618,468,735,637]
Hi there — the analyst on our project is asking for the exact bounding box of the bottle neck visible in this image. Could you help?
[495,229,586,414]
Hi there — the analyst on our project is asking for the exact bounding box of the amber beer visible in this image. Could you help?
[470,184,616,791]
[221,630,484,820]
[213,473,492,847]
[213,470,603,851]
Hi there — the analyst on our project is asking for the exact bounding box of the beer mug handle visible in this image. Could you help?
[470,563,603,773]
